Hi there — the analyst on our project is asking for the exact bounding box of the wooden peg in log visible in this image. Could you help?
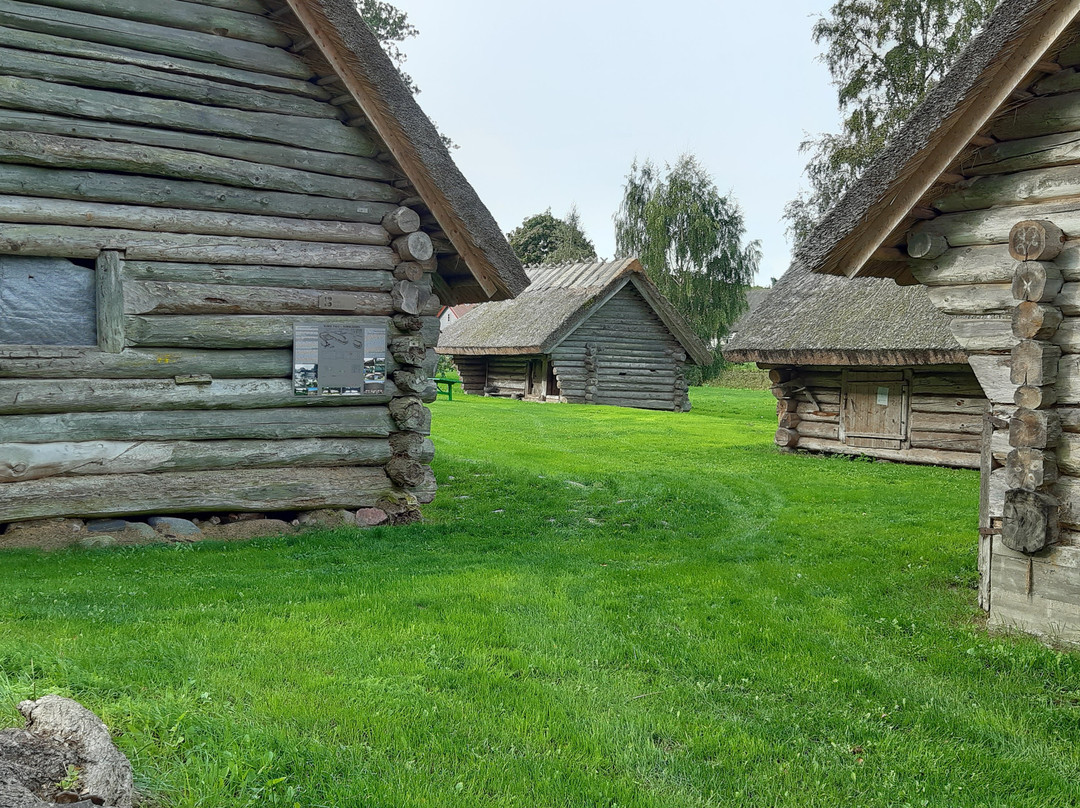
[382,207,421,236]
[1002,488,1059,554]
[1010,340,1061,386]
[774,427,799,448]
[1012,301,1063,340]
[393,232,434,262]
[1011,261,1063,303]
[390,336,427,367]
[389,396,431,433]
[392,279,432,315]
[906,232,948,260]
[1009,220,1065,261]
[393,262,426,282]
[1010,407,1062,448]
[1006,447,1058,491]
[1014,384,1057,410]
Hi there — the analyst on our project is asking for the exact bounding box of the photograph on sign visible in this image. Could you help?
[293,322,388,396]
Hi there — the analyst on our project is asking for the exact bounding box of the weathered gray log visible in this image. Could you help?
[0,377,401,414]
[124,281,394,316]
[392,279,434,315]
[125,262,395,292]
[964,129,1080,176]
[96,250,125,353]
[393,313,424,334]
[1006,447,1059,490]
[796,421,840,440]
[936,165,1080,215]
[1002,488,1059,554]
[0,466,403,522]
[0,109,385,177]
[388,431,435,462]
[390,336,427,367]
[124,315,395,349]
[0,224,398,268]
[1013,301,1063,339]
[0,195,392,245]
[388,396,431,434]
[0,23,325,101]
[908,244,1015,285]
[776,426,815,450]
[1015,384,1057,410]
[391,370,436,402]
[913,202,1080,248]
[0,45,342,118]
[27,0,289,45]
[1010,407,1062,448]
[908,410,983,434]
[1011,340,1061,386]
[906,232,949,259]
[926,283,1015,314]
[385,455,427,488]
[1058,355,1080,402]
[778,412,801,429]
[908,431,981,452]
[1056,432,1080,474]
[1012,261,1063,302]
[0,347,291,379]
[950,317,1018,351]
[0,407,397,443]
[0,164,395,224]
[393,262,426,282]
[0,0,311,79]
[393,232,434,263]
[0,131,398,201]
[0,75,380,157]
[791,435,980,468]
[0,437,394,481]
[909,394,987,414]
[382,207,421,236]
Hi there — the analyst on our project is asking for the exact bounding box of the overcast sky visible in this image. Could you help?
[392,1,840,287]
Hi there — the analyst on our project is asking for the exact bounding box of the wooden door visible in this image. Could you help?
[841,371,908,449]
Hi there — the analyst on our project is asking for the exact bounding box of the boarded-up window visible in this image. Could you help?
[0,255,96,346]
[842,372,908,450]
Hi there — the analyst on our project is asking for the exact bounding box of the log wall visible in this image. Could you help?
[0,0,445,522]
[551,285,690,411]
[900,49,1080,642]
[768,364,987,469]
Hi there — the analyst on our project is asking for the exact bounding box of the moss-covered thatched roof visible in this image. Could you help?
[723,262,967,367]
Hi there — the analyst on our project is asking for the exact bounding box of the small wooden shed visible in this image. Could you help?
[792,0,1080,643]
[0,0,529,524]
[437,259,711,411]
[724,262,988,469]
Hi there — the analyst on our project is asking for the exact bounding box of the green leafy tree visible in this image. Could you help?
[614,154,761,383]
[507,208,598,265]
[785,0,998,245]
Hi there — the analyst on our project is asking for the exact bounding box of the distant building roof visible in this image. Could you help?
[437,258,712,365]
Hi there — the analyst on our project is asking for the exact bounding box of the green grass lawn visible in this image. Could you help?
[2,388,1079,807]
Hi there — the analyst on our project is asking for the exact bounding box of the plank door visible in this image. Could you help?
[841,371,909,449]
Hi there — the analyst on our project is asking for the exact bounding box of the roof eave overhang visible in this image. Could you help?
[817,1,1080,280]
[722,348,970,367]
[285,0,523,301]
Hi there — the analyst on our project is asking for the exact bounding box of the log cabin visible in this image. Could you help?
[795,0,1080,644]
[0,0,529,525]
[724,263,988,469]
[436,259,711,411]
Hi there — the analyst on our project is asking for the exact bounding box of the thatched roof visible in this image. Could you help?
[800,0,1079,281]
[287,0,529,302]
[722,262,967,367]
[437,259,713,365]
